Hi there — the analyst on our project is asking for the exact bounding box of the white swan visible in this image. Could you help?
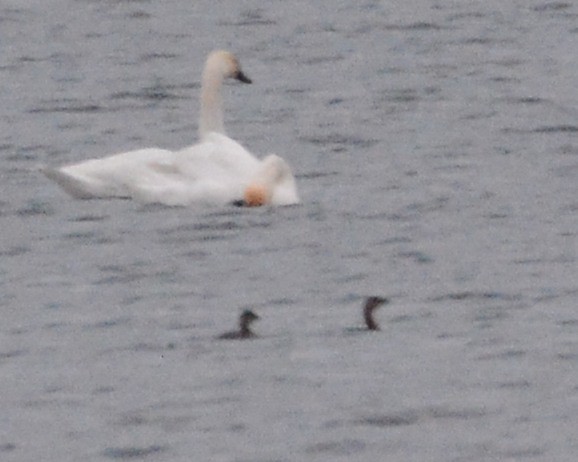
[44,50,299,207]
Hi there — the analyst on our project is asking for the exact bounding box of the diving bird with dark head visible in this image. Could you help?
[217,310,260,340]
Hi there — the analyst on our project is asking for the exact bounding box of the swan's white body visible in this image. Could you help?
[44,50,299,207]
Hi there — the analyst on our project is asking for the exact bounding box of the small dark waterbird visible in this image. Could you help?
[217,310,260,340]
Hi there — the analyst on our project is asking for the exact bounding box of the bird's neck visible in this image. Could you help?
[239,320,253,337]
[364,309,379,331]
[199,69,225,139]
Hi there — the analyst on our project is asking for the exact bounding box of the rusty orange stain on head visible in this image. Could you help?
[243,183,269,207]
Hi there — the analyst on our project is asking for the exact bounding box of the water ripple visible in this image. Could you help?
[305,439,366,455]
[102,445,167,460]
[219,8,277,27]
[15,200,55,217]
[0,246,30,257]
[299,133,379,150]
[532,2,572,12]
[383,22,445,31]
[28,99,104,114]
[356,413,418,427]
[430,291,521,302]
[0,444,16,453]
[0,349,29,361]
[354,406,487,429]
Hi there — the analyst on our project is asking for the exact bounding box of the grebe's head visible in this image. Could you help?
[240,309,259,323]
[205,50,252,83]
[239,310,259,329]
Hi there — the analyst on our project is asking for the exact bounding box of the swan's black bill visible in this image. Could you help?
[231,199,247,207]
[236,70,252,84]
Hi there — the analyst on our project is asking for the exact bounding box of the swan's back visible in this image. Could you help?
[131,134,261,206]
[180,132,261,178]
[45,148,174,199]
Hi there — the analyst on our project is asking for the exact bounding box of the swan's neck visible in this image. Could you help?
[199,68,225,139]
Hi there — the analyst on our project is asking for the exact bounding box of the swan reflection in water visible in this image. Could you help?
[44,50,299,208]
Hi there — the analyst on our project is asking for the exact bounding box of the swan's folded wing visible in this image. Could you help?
[176,133,261,180]
[43,167,108,199]
[44,148,175,199]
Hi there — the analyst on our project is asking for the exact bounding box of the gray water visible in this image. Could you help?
[2,1,578,460]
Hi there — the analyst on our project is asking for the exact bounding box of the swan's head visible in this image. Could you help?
[242,155,297,207]
[206,50,252,84]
